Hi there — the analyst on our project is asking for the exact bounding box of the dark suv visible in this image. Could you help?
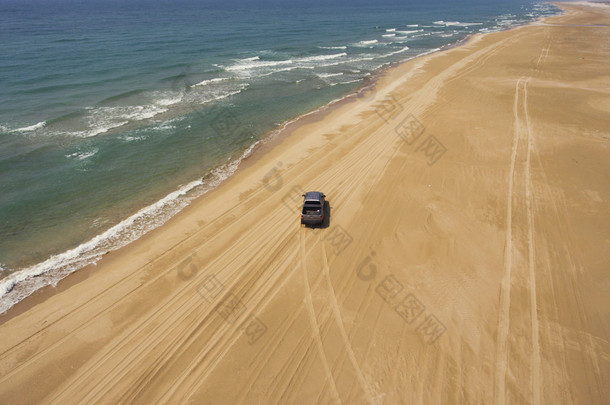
[301,191,325,226]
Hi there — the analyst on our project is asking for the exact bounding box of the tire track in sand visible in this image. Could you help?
[523,79,542,405]
[493,77,525,405]
[299,229,341,404]
[319,239,374,404]
[495,76,542,405]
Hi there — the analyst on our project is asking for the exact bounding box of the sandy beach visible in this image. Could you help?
[1,2,609,404]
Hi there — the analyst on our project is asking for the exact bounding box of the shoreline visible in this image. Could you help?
[0,5,563,321]
[0,40,493,320]
[0,76,382,322]
[0,34,465,318]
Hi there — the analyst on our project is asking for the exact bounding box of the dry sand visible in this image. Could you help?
[1,2,609,404]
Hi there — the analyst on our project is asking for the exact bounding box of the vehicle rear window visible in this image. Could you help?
[303,202,322,214]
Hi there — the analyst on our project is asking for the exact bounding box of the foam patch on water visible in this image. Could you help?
[383,46,411,57]
[318,46,347,50]
[223,53,349,79]
[434,20,483,27]
[298,53,347,63]
[194,77,229,87]
[395,29,424,35]
[155,95,183,106]
[479,27,501,33]
[8,83,245,139]
[317,72,344,78]
[227,58,293,72]
[55,105,170,138]
[121,135,147,142]
[66,148,98,160]
[12,121,47,133]
[329,79,361,87]
[353,39,379,47]
[196,84,249,105]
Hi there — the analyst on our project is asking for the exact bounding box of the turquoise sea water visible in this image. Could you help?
[0,0,559,312]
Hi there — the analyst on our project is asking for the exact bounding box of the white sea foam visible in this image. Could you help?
[194,77,229,87]
[12,121,47,132]
[317,72,344,79]
[318,46,347,50]
[297,53,347,63]
[340,58,372,71]
[156,95,183,106]
[386,28,396,32]
[11,88,198,140]
[330,79,361,87]
[420,47,442,56]
[195,85,249,104]
[255,67,299,78]
[224,58,295,79]
[273,53,349,72]
[153,121,177,132]
[81,117,128,137]
[128,106,167,120]
[66,148,98,160]
[73,105,168,138]
[0,279,15,298]
[239,56,260,62]
[221,52,349,79]
[382,33,396,38]
[434,20,483,27]
[383,46,411,57]
[407,24,419,27]
[227,58,293,71]
[479,27,501,33]
[121,135,147,142]
[55,105,163,138]
[395,29,424,34]
[354,39,379,47]
[497,19,519,26]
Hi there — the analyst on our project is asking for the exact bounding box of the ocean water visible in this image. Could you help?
[0,0,559,312]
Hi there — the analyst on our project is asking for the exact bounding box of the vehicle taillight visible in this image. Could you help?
[319,216,323,219]
[301,215,303,219]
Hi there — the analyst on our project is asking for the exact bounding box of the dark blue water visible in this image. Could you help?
[0,0,559,312]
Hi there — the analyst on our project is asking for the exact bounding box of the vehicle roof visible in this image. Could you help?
[303,191,324,202]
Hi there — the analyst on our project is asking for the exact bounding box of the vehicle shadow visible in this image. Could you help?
[305,201,330,229]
